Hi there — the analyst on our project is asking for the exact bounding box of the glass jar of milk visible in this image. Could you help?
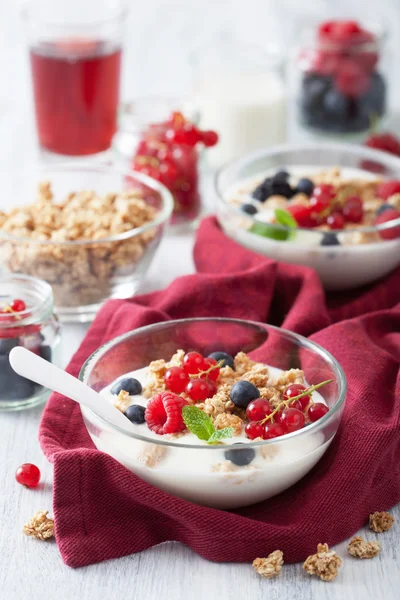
[191,35,287,169]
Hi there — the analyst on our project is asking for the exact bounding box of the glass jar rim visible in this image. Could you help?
[0,274,54,327]
[21,2,128,29]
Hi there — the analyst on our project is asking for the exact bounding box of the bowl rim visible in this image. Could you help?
[215,141,400,236]
[79,317,347,450]
[0,162,174,246]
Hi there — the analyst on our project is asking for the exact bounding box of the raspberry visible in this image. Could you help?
[376,180,400,200]
[365,133,400,156]
[145,392,188,435]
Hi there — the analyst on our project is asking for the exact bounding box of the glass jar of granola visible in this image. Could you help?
[290,19,389,138]
[0,274,61,411]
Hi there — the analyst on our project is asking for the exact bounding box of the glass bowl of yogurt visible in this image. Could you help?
[215,143,400,290]
[79,318,346,509]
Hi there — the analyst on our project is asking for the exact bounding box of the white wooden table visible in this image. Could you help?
[1,2,399,598]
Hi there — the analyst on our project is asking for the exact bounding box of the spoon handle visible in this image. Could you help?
[9,346,131,429]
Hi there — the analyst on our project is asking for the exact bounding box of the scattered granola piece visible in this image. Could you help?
[369,511,395,533]
[234,352,257,376]
[23,511,54,541]
[114,390,131,413]
[253,550,284,579]
[137,444,167,467]
[347,536,380,559]
[201,384,234,417]
[240,363,269,388]
[214,413,243,436]
[303,543,342,582]
[166,349,185,368]
[274,369,305,393]
[258,386,282,409]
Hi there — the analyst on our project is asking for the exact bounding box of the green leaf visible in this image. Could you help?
[274,208,298,228]
[207,427,234,445]
[250,221,288,241]
[182,405,215,441]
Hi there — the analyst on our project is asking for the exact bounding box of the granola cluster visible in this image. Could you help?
[369,511,395,533]
[253,550,284,578]
[0,181,158,308]
[23,510,54,541]
[303,543,342,582]
[347,536,380,559]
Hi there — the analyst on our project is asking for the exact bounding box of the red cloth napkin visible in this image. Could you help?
[39,216,400,568]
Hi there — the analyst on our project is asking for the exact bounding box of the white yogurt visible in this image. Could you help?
[81,365,334,509]
[222,166,400,291]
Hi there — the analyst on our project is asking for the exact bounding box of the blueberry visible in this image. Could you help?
[124,404,146,424]
[272,170,289,184]
[111,377,142,396]
[252,178,272,202]
[296,178,314,196]
[321,232,340,246]
[301,75,331,112]
[323,89,349,120]
[208,351,235,370]
[0,338,20,354]
[230,380,260,408]
[225,443,255,466]
[0,354,35,401]
[362,72,386,116]
[270,180,294,199]
[377,203,393,216]
[241,203,258,216]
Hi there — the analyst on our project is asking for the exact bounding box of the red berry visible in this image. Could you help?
[186,378,216,402]
[308,402,329,422]
[310,185,335,213]
[159,160,178,186]
[246,398,272,421]
[376,180,400,200]
[201,130,219,147]
[200,357,220,382]
[335,60,370,97]
[343,196,363,223]
[287,204,314,227]
[327,212,345,230]
[145,391,188,434]
[183,351,207,375]
[164,366,189,394]
[375,208,400,240]
[245,421,264,440]
[15,463,41,487]
[10,299,26,312]
[280,408,305,433]
[365,133,400,157]
[263,422,285,439]
[284,384,310,410]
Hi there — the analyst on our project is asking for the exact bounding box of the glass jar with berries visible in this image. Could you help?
[112,98,218,224]
[290,20,389,138]
[0,274,61,411]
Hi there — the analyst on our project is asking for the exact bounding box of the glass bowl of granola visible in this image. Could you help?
[79,318,346,509]
[215,143,400,290]
[0,164,173,322]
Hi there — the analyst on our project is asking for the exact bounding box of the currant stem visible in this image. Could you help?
[259,379,333,425]
[189,359,225,379]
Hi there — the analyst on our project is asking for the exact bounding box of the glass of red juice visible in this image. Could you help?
[23,0,126,157]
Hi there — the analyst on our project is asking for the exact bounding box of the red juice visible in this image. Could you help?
[30,40,121,155]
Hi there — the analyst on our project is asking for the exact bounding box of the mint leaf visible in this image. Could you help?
[207,427,234,445]
[182,405,215,441]
[250,221,288,241]
[275,208,298,228]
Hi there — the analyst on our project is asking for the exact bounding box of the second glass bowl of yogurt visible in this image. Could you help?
[80,318,346,509]
[215,143,400,290]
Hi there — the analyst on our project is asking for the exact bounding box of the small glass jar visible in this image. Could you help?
[112,98,203,225]
[0,274,61,411]
[290,20,389,138]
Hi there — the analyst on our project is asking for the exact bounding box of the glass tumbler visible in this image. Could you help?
[23,0,126,157]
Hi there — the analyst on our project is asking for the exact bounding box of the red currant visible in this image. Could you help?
[186,378,216,402]
[200,357,220,382]
[263,422,285,439]
[342,196,363,223]
[310,185,335,213]
[15,463,41,487]
[245,421,264,440]
[201,130,219,147]
[327,212,345,230]
[308,403,329,422]
[280,408,305,433]
[284,384,310,410]
[164,366,189,394]
[183,351,207,375]
[246,398,272,421]
[375,208,400,240]
[287,204,314,227]
[10,299,26,312]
